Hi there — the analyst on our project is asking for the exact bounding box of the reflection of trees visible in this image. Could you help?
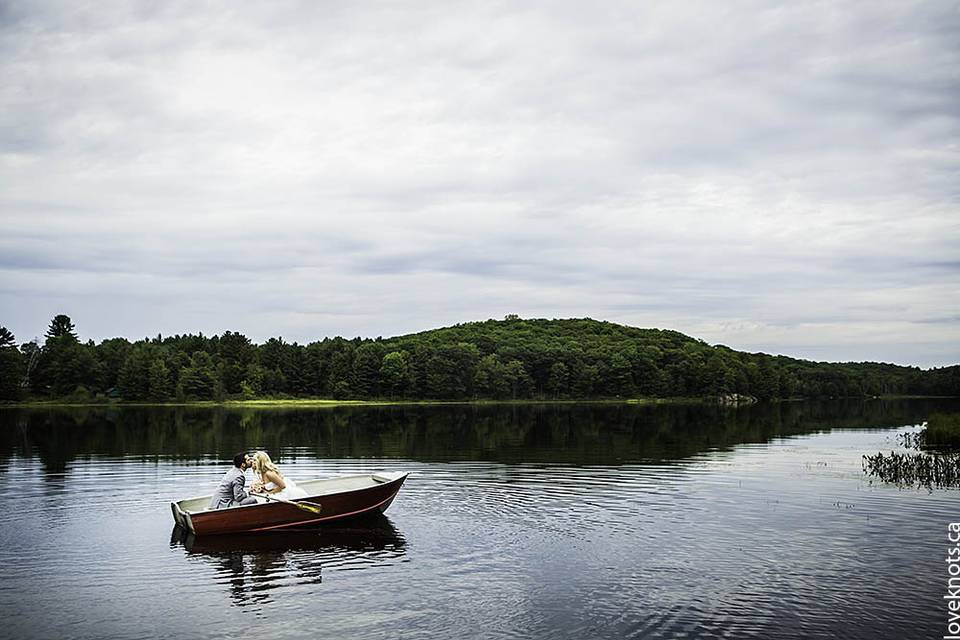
[170,514,406,608]
[0,399,956,471]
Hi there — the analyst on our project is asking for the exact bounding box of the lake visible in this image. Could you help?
[0,399,957,639]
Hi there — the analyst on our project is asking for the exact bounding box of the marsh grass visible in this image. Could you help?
[862,450,960,489]
[924,413,960,450]
[863,413,960,488]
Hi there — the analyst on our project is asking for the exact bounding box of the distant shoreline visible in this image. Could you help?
[2,397,701,409]
[3,395,955,410]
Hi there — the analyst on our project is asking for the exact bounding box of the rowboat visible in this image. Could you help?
[170,471,408,536]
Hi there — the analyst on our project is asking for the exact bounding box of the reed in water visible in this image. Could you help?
[863,413,960,488]
[862,450,960,489]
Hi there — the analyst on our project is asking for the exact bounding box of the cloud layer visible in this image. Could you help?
[1,1,958,366]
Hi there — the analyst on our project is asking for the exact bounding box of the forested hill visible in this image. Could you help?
[0,315,957,402]
[378,317,957,399]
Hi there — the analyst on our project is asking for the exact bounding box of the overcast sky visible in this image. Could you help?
[1,1,957,367]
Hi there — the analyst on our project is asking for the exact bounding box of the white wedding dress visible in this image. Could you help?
[262,476,308,501]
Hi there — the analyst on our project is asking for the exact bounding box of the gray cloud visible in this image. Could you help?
[1,0,957,366]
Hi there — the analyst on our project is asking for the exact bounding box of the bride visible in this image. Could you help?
[250,450,308,501]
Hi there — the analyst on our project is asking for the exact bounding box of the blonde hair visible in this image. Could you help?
[252,450,282,479]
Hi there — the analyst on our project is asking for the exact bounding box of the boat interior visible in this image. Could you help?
[177,472,405,514]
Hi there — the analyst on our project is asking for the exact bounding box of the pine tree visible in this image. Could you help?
[0,326,15,349]
[45,315,78,341]
[352,343,382,398]
[0,327,23,400]
[177,352,217,400]
[148,359,173,400]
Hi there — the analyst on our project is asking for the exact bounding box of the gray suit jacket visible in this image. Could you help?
[208,467,250,510]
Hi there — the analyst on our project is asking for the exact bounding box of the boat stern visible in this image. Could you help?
[170,501,196,533]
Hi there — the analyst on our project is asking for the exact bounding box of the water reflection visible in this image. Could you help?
[170,514,407,609]
[1,398,953,471]
[0,400,956,639]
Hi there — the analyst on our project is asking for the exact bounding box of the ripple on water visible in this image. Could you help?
[0,409,956,640]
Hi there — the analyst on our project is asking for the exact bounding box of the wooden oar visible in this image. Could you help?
[252,491,323,514]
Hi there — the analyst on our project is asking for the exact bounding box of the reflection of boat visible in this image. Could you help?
[170,472,408,536]
[170,513,406,608]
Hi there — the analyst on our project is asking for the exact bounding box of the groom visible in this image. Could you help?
[208,452,259,510]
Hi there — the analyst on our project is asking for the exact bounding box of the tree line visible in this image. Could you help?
[0,314,956,402]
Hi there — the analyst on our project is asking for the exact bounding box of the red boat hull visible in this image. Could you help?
[173,473,407,536]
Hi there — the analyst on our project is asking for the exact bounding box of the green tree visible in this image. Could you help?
[571,363,599,397]
[326,340,354,398]
[504,359,533,399]
[241,363,266,397]
[262,367,286,395]
[177,352,217,400]
[148,359,173,401]
[380,351,411,397]
[258,337,304,395]
[0,326,14,349]
[259,337,287,371]
[118,345,154,400]
[632,349,663,396]
[45,314,78,340]
[425,343,479,399]
[34,315,96,396]
[603,353,634,397]
[216,331,254,394]
[352,343,383,398]
[0,327,24,401]
[753,359,781,400]
[303,342,329,396]
[546,361,569,398]
[407,345,435,398]
[281,344,307,395]
[474,354,509,398]
[332,379,351,399]
[95,338,132,391]
[704,352,734,395]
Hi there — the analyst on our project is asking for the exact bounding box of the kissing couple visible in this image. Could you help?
[208,450,308,510]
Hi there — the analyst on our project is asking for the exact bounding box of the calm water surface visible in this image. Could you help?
[0,399,957,639]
